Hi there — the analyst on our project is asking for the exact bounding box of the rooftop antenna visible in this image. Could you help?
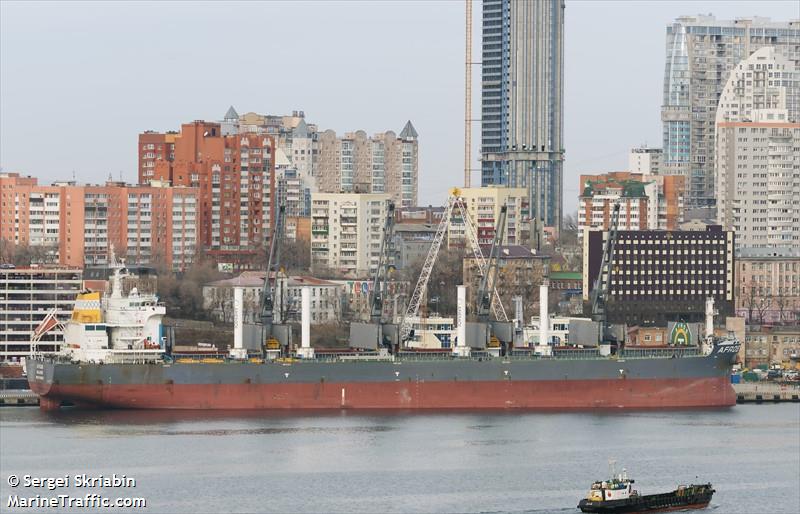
[72,170,76,181]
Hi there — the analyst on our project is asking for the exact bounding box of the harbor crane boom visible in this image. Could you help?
[590,201,621,344]
[453,201,507,322]
[399,190,507,343]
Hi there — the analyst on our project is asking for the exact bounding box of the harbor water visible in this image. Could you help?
[1,404,798,513]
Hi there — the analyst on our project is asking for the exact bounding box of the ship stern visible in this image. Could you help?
[25,357,61,410]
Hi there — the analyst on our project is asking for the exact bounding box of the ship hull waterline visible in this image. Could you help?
[29,376,736,411]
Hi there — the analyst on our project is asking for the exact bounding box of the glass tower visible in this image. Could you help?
[480,0,565,230]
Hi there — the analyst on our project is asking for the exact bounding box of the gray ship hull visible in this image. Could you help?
[27,344,740,410]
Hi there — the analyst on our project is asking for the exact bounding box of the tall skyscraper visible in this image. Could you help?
[715,47,800,250]
[480,0,564,231]
[661,15,800,210]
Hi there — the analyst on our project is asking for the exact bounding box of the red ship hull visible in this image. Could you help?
[31,376,736,410]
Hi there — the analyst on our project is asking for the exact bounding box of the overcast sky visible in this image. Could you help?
[1,0,797,214]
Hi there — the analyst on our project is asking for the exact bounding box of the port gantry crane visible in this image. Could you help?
[399,189,507,344]
[260,204,286,352]
[589,201,621,348]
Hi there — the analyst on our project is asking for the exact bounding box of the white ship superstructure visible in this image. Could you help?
[62,262,165,364]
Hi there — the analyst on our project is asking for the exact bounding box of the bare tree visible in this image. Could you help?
[282,237,311,274]
[401,247,465,317]
[558,212,579,247]
[0,238,13,263]
[773,292,791,325]
[158,260,224,320]
[4,242,59,266]
[742,283,772,325]
[209,288,232,323]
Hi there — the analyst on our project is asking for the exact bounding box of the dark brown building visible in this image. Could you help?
[583,226,734,325]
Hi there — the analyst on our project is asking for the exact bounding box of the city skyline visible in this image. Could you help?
[1,0,797,216]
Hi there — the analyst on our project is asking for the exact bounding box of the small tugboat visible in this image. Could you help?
[578,463,714,513]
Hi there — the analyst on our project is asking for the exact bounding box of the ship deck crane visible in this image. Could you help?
[399,189,507,344]
[260,205,286,352]
[348,200,400,352]
[476,205,507,322]
[368,202,396,325]
[590,201,621,347]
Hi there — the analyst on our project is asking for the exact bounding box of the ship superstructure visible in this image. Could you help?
[61,261,165,364]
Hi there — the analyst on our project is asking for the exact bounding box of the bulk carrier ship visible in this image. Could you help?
[25,264,740,411]
[26,198,740,411]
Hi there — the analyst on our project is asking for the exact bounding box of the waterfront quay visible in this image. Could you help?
[734,382,800,403]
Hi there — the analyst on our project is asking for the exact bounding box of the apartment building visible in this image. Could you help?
[316,122,418,208]
[735,248,800,324]
[275,154,311,218]
[448,186,531,247]
[225,108,316,218]
[393,224,437,269]
[0,173,198,270]
[661,15,800,209]
[628,147,663,175]
[138,121,277,267]
[310,193,392,278]
[578,172,685,238]
[715,47,800,250]
[0,267,83,362]
[395,205,445,225]
[744,325,800,368]
[138,131,177,183]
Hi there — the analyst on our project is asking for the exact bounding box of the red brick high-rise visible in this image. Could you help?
[138,122,276,268]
